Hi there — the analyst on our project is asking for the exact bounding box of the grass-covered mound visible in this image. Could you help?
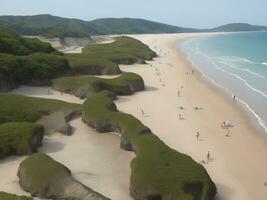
[0,192,33,200]
[0,26,58,55]
[66,37,156,75]
[82,36,156,64]
[0,122,44,159]
[0,93,80,124]
[52,72,144,98]
[18,153,110,199]
[82,91,216,200]
[66,54,121,75]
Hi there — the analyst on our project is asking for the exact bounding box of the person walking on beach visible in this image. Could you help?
[177,91,180,97]
[225,130,231,137]
[207,151,210,163]
[196,132,200,141]
[192,69,194,74]
[233,94,236,101]
[141,109,144,117]
[264,181,267,187]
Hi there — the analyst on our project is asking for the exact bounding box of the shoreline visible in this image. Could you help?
[116,33,267,200]
[178,35,267,135]
[177,36,267,136]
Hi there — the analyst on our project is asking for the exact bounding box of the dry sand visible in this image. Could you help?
[114,33,267,200]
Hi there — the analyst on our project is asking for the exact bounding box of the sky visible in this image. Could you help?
[0,0,266,28]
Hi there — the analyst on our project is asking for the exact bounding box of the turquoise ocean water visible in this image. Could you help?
[180,31,267,133]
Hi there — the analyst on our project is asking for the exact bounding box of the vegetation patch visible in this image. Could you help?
[66,36,156,75]
[52,72,144,98]
[0,93,80,124]
[82,36,156,64]
[66,54,121,75]
[0,26,73,92]
[18,153,110,199]
[0,192,33,200]
[0,53,72,88]
[82,91,216,200]
[0,26,58,55]
[0,122,44,159]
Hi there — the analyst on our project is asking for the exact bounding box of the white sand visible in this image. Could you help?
[11,86,83,104]
[40,118,134,200]
[63,46,83,54]
[114,33,267,200]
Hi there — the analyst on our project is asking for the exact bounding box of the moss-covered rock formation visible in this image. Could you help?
[52,72,144,98]
[0,192,33,200]
[0,94,81,135]
[18,153,110,200]
[0,122,44,159]
[82,91,216,200]
[67,36,156,75]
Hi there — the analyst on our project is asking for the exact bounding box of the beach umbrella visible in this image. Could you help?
[222,120,234,128]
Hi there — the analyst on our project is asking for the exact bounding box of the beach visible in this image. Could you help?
[116,33,267,200]
[1,33,267,200]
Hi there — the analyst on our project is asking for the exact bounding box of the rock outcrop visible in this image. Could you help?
[18,153,110,200]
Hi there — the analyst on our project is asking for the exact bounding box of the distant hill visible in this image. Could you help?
[211,23,267,32]
[0,14,95,37]
[90,18,197,34]
[0,14,198,37]
[0,14,266,37]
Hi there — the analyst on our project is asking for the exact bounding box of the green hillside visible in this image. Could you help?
[211,23,267,32]
[90,17,196,34]
[0,26,57,55]
[0,15,90,38]
[1,14,267,37]
[0,14,198,37]
[0,26,72,91]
